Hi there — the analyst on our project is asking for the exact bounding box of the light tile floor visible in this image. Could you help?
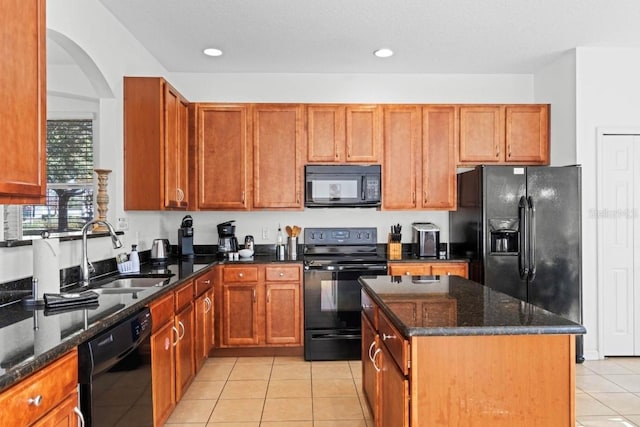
[165,355,640,426]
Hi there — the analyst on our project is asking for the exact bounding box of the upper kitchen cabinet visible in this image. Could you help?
[458,104,549,165]
[124,77,190,210]
[195,104,252,210]
[253,104,304,209]
[382,106,457,210]
[0,0,46,204]
[382,106,421,209]
[307,105,382,163]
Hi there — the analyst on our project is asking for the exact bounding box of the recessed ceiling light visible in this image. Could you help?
[203,48,223,57]
[374,48,394,58]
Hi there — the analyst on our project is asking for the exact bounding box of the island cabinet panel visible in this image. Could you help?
[458,104,550,166]
[379,343,410,427]
[253,104,304,209]
[0,0,46,204]
[124,77,190,210]
[195,104,252,210]
[306,104,381,163]
[410,334,576,427]
[0,349,78,427]
[361,313,380,420]
[382,106,421,209]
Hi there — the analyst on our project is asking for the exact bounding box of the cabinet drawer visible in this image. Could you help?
[379,311,409,375]
[265,265,300,282]
[388,263,430,276]
[149,292,174,332]
[361,290,378,329]
[175,281,195,311]
[0,349,78,427]
[429,262,469,279]
[194,271,214,296]
[223,266,259,282]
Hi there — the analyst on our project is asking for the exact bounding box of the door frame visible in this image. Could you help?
[596,127,640,358]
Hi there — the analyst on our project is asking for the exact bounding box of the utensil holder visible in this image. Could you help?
[387,234,402,260]
[287,237,298,260]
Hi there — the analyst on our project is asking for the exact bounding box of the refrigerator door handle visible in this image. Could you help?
[518,196,529,279]
[527,196,537,282]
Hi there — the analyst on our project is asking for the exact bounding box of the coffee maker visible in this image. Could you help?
[217,220,238,258]
[178,215,194,258]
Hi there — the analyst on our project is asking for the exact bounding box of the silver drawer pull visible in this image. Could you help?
[362,304,373,309]
[279,272,284,277]
[372,348,382,372]
[28,395,43,406]
[368,341,376,361]
[238,272,244,278]
[382,333,397,341]
[405,271,411,275]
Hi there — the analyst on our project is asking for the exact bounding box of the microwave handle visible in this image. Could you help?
[361,176,366,200]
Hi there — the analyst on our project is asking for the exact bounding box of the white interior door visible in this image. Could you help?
[598,133,640,356]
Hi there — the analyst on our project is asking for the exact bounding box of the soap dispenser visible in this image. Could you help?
[130,244,140,273]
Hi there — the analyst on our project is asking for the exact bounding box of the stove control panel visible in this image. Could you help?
[304,227,377,245]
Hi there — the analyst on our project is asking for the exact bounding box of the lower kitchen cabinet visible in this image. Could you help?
[149,292,176,426]
[174,297,195,402]
[216,264,303,348]
[361,314,380,420]
[0,349,80,427]
[194,288,214,371]
[379,343,409,427]
[388,261,468,278]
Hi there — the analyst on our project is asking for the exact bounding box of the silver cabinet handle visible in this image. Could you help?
[176,187,184,202]
[405,271,411,276]
[267,289,271,303]
[362,304,373,309]
[204,296,212,313]
[279,272,285,277]
[238,272,244,278]
[372,348,382,372]
[74,407,86,427]
[27,395,43,406]
[172,326,179,346]
[368,341,376,362]
[203,279,211,285]
[178,321,185,340]
[382,333,396,341]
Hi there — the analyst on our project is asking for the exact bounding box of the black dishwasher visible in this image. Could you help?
[78,308,152,427]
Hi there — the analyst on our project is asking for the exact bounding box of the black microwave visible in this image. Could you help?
[305,164,381,208]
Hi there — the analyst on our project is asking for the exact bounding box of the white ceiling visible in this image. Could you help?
[69,0,640,74]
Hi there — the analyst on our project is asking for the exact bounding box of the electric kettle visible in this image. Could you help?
[151,239,170,263]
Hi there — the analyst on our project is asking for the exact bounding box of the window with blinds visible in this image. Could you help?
[21,119,95,235]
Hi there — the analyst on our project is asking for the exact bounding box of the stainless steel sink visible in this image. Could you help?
[92,287,151,295]
[99,277,171,289]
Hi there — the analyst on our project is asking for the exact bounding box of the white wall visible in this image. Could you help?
[1,0,536,283]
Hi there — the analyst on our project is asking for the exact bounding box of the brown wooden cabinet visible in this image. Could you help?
[217,264,303,348]
[382,106,457,210]
[124,77,190,210]
[361,313,380,421]
[149,292,176,426]
[174,289,195,402]
[307,104,381,163]
[458,104,549,165]
[253,104,304,209]
[194,271,214,371]
[388,261,469,278]
[0,0,46,204]
[0,350,79,427]
[194,104,252,210]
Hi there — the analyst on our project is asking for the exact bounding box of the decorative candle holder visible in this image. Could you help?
[93,169,112,231]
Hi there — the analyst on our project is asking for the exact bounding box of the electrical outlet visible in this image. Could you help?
[262,227,269,240]
[117,217,129,231]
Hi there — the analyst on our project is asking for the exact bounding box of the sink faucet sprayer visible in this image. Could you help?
[80,220,123,286]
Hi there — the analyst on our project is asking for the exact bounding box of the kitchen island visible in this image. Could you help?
[359,274,586,427]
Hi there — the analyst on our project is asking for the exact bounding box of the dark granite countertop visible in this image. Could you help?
[0,253,302,393]
[359,274,586,338]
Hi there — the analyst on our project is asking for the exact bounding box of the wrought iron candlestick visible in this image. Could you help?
[93,169,112,232]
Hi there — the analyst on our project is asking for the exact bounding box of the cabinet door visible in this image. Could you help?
[382,106,420,209]
[307,105,345,162]
[175,303,195,402]
[429,262,469,279]
[422,297,458,327]
[505,105,549,164]
[151,321,175,426]
[194,293,209,371]
[379,344,409,427]
[458,105,503,164]
[222,283,260,346]
[265,282,301,345]
[346,105,382,162]
[164,84,189,209]
[422,106,457,209]
[31,392,79,427]
[196,104,251,210]
[0,0,46,204]
[361,314,380,422]
[253,104,304,209]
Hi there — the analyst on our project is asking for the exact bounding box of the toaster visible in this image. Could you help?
[412,223,440,258]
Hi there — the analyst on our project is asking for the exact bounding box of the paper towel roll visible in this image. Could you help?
[33,238,61,299]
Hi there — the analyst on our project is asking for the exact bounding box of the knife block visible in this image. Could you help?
[387,234,402,260]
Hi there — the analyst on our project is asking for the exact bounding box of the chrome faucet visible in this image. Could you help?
[80,220,123,286]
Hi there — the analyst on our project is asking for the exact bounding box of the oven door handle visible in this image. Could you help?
[311,333,362,340]
[334,264,388,271]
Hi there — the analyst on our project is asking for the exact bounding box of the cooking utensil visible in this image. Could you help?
[292,225,301,237]
[285,226,293,237]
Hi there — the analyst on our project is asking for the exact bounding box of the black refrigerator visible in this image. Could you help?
[449,165,583,361]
